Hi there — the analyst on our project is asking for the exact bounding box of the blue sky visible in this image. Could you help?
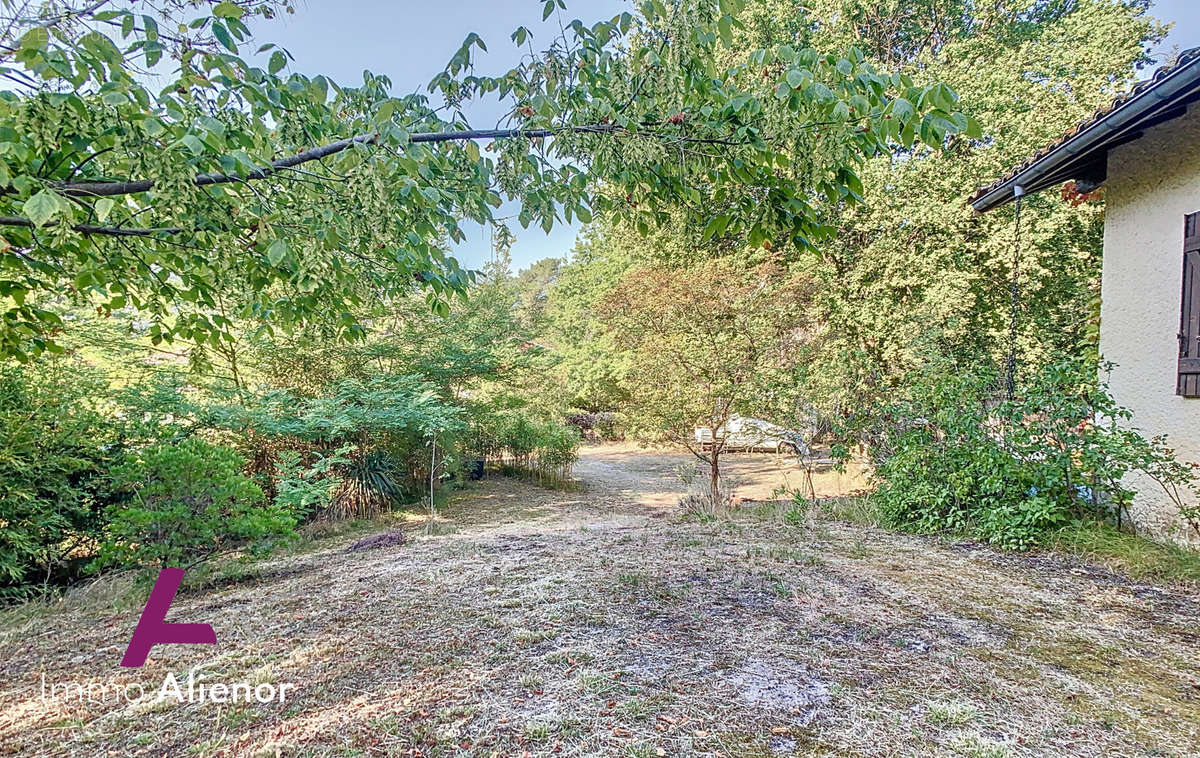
[254,0,1199,272]
[251,0,630,271]
[1151,0,1200,61]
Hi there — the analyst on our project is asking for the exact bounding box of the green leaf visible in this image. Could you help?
[964,114,983,140]
[701,214,730,242]
[376,98,397,122]
[890,97,915,124]
[311,75,329,103]
[180,134,205,156]
[464,141,480,162]
[844,170,864,198]
[213,1,244,19]
[785,69,805,89]
[143,40,162,66]
[717,15,733,47]
[74,270,96,289]
[543,0,555,20]
[805,83,835,103]
[24,190,62,228]
[266,239,289,266]
[269,50,287,75]
[95,197,115,222]
[211,21,237,53]
[20,27,48,51]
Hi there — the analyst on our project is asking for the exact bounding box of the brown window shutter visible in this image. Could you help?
[1180,212,1200,397]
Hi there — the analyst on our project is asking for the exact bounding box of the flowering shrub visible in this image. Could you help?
[860,360,1197,549]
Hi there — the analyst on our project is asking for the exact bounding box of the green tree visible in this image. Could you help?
[538,227,637,412]
[794,0,1163,412]
[600,259,815,493]
[0,0,969,362]
[0,359,115,596]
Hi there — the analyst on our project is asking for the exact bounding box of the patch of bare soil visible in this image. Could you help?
[0,444,1197,757]
[573,441,870,506]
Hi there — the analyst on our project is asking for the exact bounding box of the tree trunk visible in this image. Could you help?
[709,444,720,498]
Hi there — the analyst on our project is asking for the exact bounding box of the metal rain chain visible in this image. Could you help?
[1005,185,1026,402]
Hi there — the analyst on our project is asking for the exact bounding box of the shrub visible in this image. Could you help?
[860,360,1197,550]
[534,419,581,478]
[497,413,579,479]
[202,375,464,518]
[98,439,298,571]
[564,410,623,441]
[272,446,350,519]
[594,412,623,441]
[332,450,406,519]
[0,362,115,599]
[467,408,580,485]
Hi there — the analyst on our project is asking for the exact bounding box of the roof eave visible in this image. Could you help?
[971,60,1200,213]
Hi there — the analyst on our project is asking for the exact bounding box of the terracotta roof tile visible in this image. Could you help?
[969,46,1200,207]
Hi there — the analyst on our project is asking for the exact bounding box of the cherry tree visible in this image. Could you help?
[0,0,974,360]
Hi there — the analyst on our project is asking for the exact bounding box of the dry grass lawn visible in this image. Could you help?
[1,443,1198,757]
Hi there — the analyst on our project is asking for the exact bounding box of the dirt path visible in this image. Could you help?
[573,442,870,506]
[1,445,1198,757]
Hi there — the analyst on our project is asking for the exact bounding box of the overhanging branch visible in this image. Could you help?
[0,215,184,236]
[0,121,758,231]
[48,124,631,199]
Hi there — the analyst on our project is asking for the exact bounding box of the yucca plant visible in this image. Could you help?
[331,451,404,519]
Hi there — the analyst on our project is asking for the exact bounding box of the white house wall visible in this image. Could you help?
[1101,102,1200,545]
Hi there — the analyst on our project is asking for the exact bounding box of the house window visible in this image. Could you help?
[1180,213,1200,397]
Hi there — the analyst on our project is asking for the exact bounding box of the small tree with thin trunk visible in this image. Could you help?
[600,260,814,499]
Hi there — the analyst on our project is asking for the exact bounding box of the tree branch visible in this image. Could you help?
[51,132,381,198]
[45,125,615,198]
[41,122,750,199]
[0,215,183,236]
[0,121,759,233]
